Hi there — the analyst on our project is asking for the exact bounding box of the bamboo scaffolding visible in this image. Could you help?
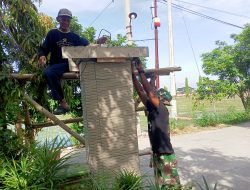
[10,67,181,80]
[23,94,85,145]
[32,117,83,129]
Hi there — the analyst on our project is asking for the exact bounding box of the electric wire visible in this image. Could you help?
[89,0,114,27]
[172,3,244,29]
[160,0,244,29]
[176,2,201,76]
[150,4,155,30]
[173,0,250,20]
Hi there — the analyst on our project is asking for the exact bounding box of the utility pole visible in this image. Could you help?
[167,0,177,119]
[153,0,160,89]
[124,0,141,135]
[125,0,132,45]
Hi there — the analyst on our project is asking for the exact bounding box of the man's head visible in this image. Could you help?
[156,88,172,106]
[56,8,72,32]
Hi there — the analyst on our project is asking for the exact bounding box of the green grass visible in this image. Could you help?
[177,96,244,118]
[139,96,246,131]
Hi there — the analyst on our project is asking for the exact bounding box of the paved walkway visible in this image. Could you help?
[62,122,250,189]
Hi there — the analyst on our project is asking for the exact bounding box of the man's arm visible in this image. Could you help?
[133,58,160,108]
[79,37,89,46]
[131,63,147,106]
[38,31,52,66]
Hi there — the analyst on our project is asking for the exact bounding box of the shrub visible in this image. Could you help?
[221,108,250,124]
[114,170,143,190]
[195,112,220,127]
[60,170,143,190]
[69,123,84,146]
[0,128,25,160]
[194,109,250,127]
[1,154,44,189]
[0,137,70,190]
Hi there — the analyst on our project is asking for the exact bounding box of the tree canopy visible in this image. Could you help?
[196,24,250,111]
[0,0,132,128]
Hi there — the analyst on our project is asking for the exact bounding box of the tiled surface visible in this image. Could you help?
[79,61,140,175]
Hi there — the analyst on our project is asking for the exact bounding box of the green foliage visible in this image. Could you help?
[114,170,143,190]
[0,65,22,128]
[197,25,250,111]
[69,123,84,146]
[221,107,250,124]
[61,172,114,190]
[0,137,70,190]
[0,129,25,160]
[81,27,96,43]
[195,108,250,127]
[0,0,152,152]
[33,138,70,187]
[195,112,220,127]
[0,0,53,126]
[60,170,143,190]
[1,154,43,190]
[69,16,84,36]
[0,0,48,71]
[170,119,178,130]
[108,34,127,47]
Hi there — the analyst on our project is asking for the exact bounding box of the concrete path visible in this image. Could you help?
[62,122,250,189]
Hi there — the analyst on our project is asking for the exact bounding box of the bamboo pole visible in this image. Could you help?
[23,101,34,143]
[10,67,181,80]
[15,121,24,143]
[23,94,85,145]
[10,72,80,80]
[32,117,83,129]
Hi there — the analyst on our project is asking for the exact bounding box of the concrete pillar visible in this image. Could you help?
[62,46,149,176]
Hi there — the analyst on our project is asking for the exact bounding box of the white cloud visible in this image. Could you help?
[34,0,250,88]
[36,0,115,16]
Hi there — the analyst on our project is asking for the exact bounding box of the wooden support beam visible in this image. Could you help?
[10,67,181,80]
[32,117,83,129]
[23,101,34,143]
[142,67,182,77]
[11,72,80,80]
[23,94,85,145]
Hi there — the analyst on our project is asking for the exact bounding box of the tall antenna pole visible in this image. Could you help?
[154,0,160,89]
[125,0,132,45]
[167,0,177,119]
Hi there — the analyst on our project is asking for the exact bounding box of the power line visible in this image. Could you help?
[173,0,250,20]
[89,0,114,27]
[160,0,244,29]
[177,3,201,76]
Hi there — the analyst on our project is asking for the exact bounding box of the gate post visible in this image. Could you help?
[63,46,148,176]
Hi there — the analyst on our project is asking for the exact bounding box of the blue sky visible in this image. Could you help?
[36,0,250,88]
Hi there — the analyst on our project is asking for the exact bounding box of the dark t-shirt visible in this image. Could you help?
[38,29,89,65]
[146,100,174,154]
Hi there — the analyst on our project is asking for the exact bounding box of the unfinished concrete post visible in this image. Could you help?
[62,46,148,176]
